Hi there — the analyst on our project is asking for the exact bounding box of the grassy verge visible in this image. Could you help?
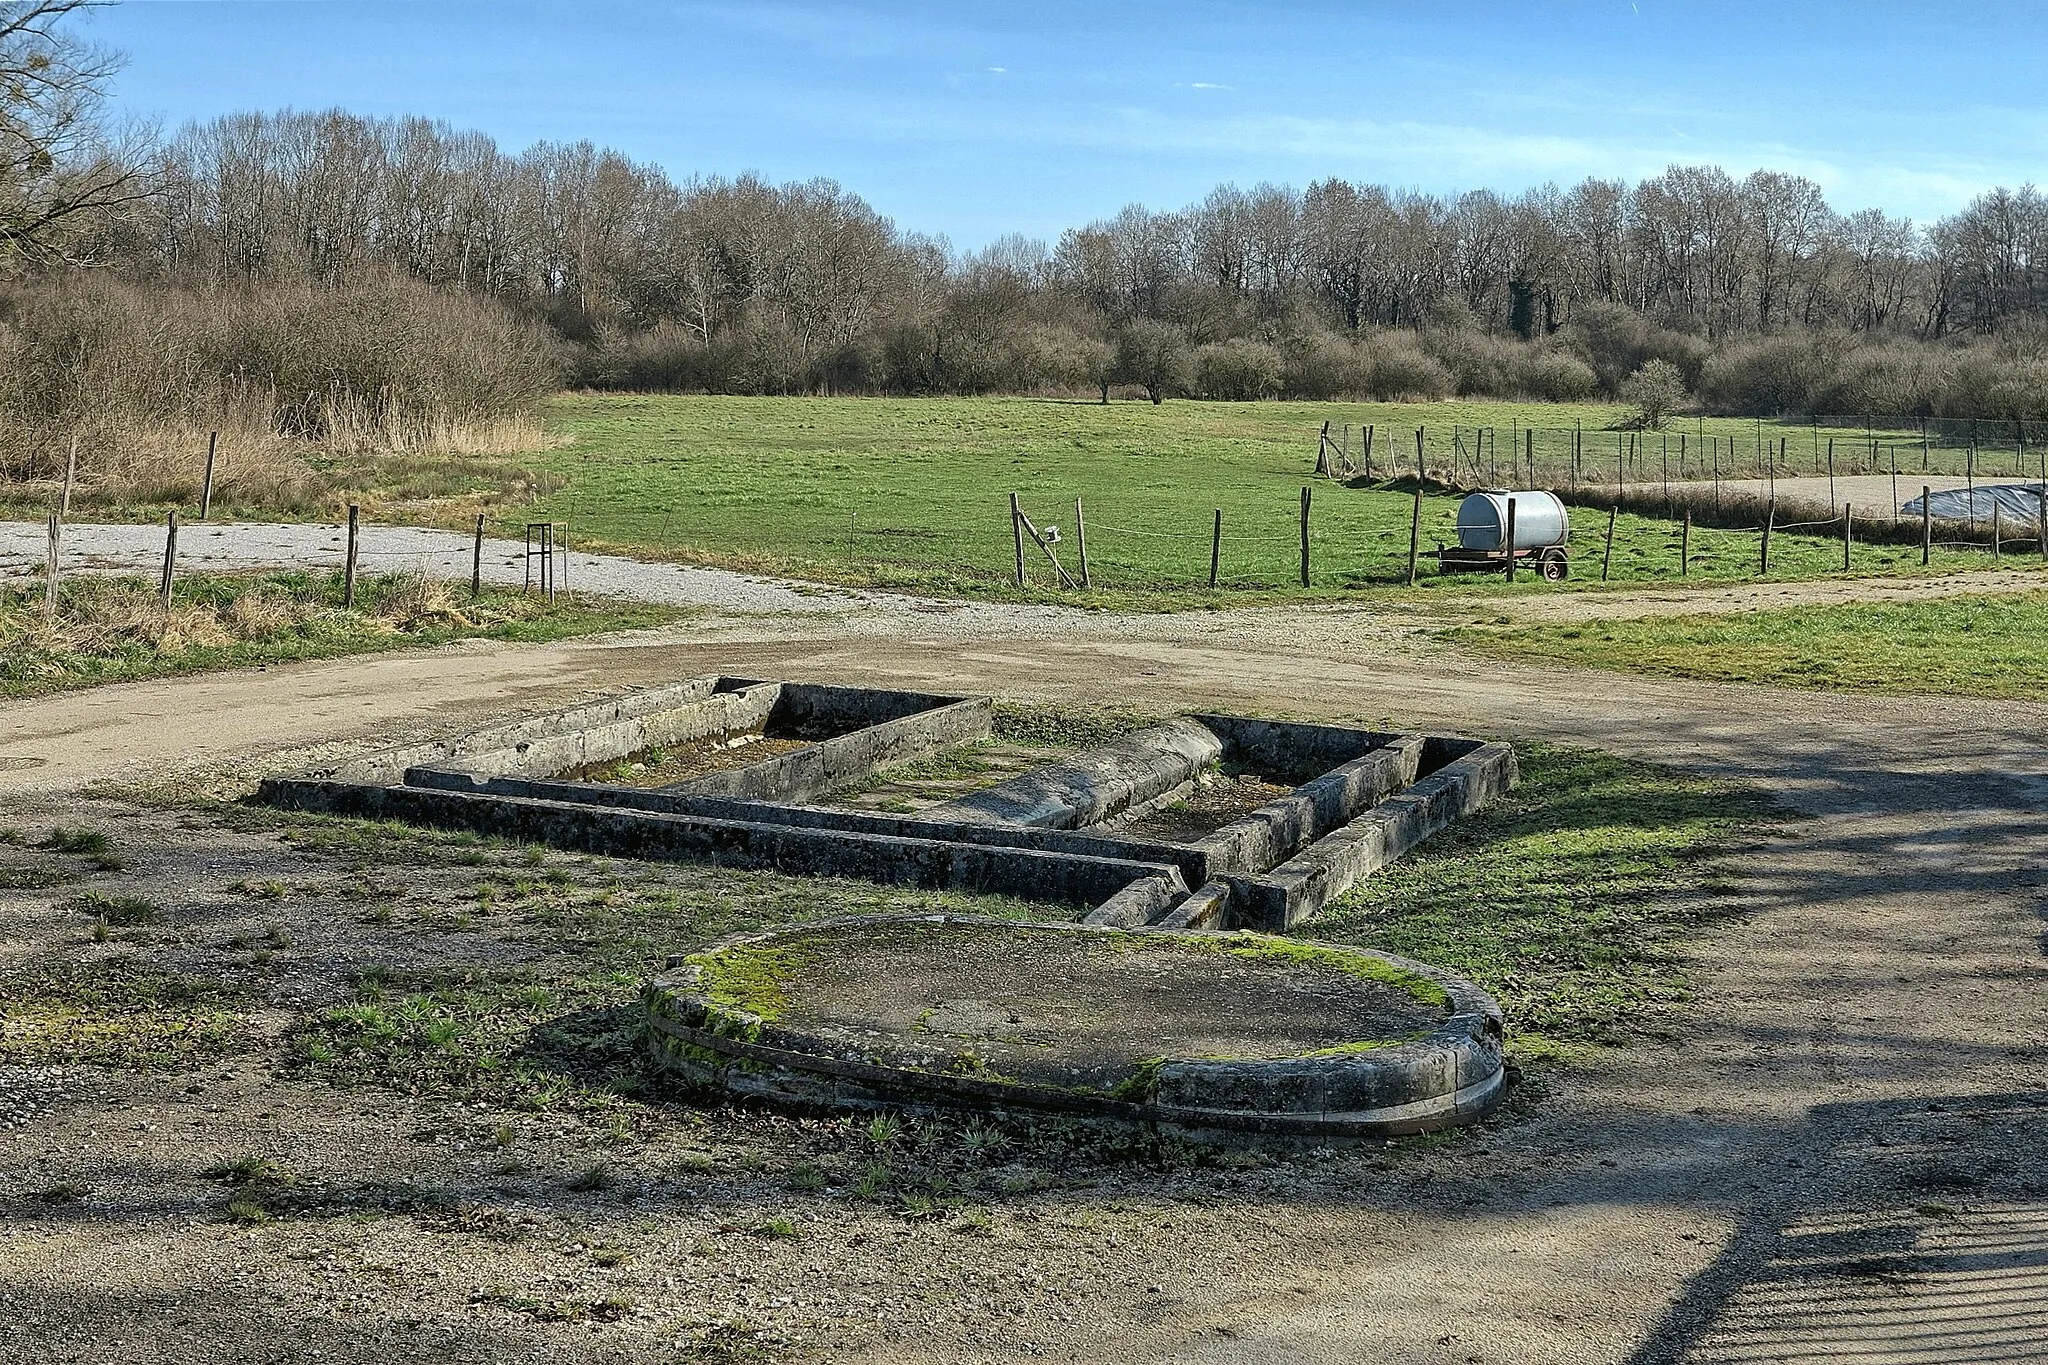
[0,570,688,699]
[1305,744,1786,1057]
[1454,591,2048,700]
[528,394,1987,605]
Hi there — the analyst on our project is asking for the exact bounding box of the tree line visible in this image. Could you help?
[5,0,2048,458]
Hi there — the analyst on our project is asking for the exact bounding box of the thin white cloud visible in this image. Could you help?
[988,66,1006,73]
[1189,82,1231,90]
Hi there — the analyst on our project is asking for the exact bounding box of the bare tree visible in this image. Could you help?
[0,0,153,271]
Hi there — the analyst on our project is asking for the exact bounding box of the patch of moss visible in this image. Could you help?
[1300,1037,1411,1058]
[1142,932,1450,1008]
[686,943,805,1023]
[1107,1056,1165,1102]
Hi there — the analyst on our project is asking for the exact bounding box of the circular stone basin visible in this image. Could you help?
[643,915,1505,1139]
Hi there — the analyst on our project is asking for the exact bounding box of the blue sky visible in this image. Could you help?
[91,1,2047,246]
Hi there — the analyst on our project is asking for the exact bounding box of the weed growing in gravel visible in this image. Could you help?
[0,957,248,1067]
[39,827,111,857]
[202,1155,294,1186]
[56,890,162,927]
[754,1216,800,1239]
[782,1161,827,1193]
[0,862,74,890]
[37,827,123,871]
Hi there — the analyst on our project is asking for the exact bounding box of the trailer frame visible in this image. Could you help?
[1431,544,1571,581]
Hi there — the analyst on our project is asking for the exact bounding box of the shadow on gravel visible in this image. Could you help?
[1623,1091,2048,1365]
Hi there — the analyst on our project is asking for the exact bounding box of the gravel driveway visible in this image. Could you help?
[0,518,862,615]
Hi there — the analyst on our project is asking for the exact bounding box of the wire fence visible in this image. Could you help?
[1313,414,2048,511]
[24,505,581,622]
[20,415,2048,604]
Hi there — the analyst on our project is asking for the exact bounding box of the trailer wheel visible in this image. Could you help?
[1539,549,1569,582]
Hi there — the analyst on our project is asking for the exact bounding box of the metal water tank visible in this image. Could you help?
[1455,491,1570,552]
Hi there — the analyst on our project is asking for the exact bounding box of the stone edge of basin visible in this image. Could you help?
[640,913,1506,1142]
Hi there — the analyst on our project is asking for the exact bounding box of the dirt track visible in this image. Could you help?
[3,582,2046,1363]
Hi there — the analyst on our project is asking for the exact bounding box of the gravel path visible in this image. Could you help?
[0,518,864,615]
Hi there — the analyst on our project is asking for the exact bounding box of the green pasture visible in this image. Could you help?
[1455,591,2048,701]
[527,395,2004,604]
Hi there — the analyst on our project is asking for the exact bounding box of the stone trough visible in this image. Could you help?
[260,676,1519,1137]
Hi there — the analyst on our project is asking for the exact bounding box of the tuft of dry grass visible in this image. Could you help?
[366,573,472,631]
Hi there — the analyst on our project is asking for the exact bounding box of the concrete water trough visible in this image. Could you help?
[259,676,1518,1136]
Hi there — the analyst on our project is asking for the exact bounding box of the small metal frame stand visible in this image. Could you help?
[524,522,556,602]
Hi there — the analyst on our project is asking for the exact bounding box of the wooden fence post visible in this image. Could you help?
[159,511,179,608]
[1315,420,1331,478]
[472,514,485,597]
[1601,506,1616,582]
[61,434,78,518]
[44,512,60,622]
[1761,502,1774,575]
[1208,509,1222,589]
[344,504,360,607]
[1010,492,1024,587]
[1362,424,1375,480]
[1298,486,1311,588]
[1826,438,1836,510]
[1680,510,1690,577]
[1842,503,1853,572]
[1922,486,1932,566]
[1992,502,2002,559]
[1074,497,1090,588]
[199,431,218,520]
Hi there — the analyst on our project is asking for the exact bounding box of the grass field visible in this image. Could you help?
[1456,590,2048,701]
[1312,743,1783,1053]
[526,395,2003,605]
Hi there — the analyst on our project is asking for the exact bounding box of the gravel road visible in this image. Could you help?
[0,518,864,615]
[1,528,2045,1365]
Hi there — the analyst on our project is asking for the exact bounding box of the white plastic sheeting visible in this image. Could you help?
[1900,483,2048,525]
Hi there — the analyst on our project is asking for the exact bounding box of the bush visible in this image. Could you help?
[1420,329,1516,396]
[1698,334,1846,415]
[1279,329,1363,400]
[1193,338,1283,400]
[0,273,562,482]
[1560,302,1708,394]
[1111,319,1192,404]
[1620,359,1691,429]
[1514,348,1598,402]
[1358,332,1454,400]
[1805,341,1951,418]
